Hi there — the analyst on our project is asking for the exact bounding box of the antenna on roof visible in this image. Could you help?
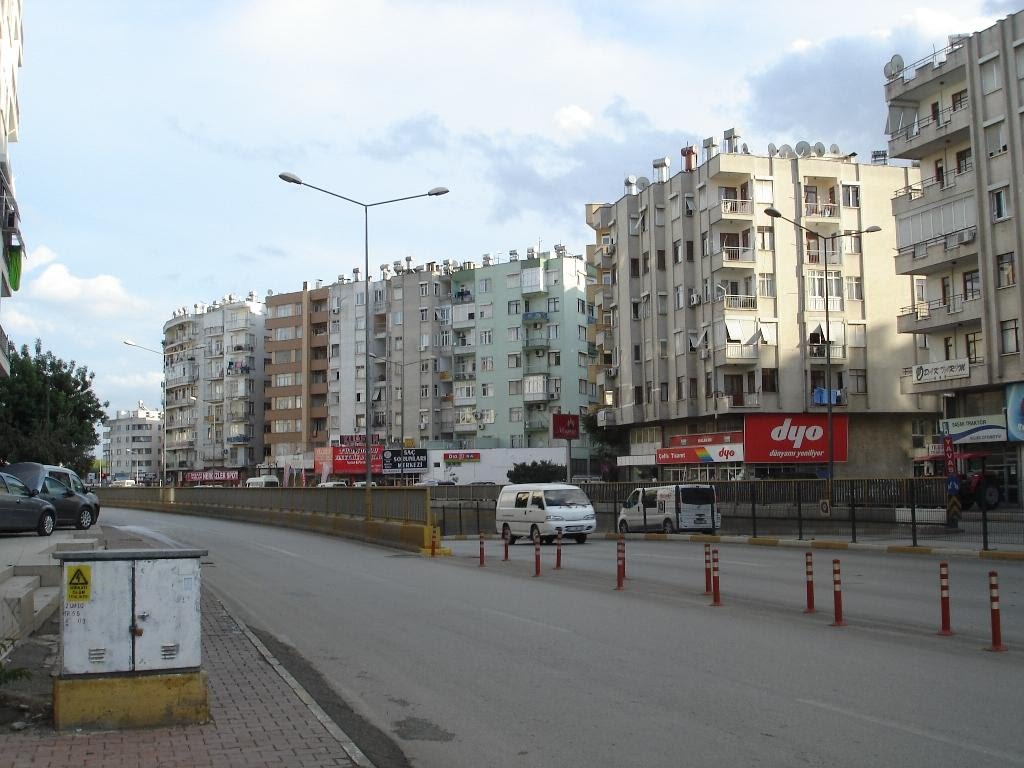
[795,140,811,157]
[767,143,778,157]
[813,142,826,157]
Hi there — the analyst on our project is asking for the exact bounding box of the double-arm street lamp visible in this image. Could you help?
[763,208,880,500]
[123,338,166,486]
[278,173,448,519]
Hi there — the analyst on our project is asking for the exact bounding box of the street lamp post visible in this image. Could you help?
[278,173,448,518]
[763,208,880,501]
[123,338,167,486]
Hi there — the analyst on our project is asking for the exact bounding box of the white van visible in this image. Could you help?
[618,484,719,534]
[245,475,280,488]
[495,483,596,544]
[109,479,137,488]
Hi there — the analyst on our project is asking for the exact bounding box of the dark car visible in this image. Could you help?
[3,462,98,529]
[0,471,56,536]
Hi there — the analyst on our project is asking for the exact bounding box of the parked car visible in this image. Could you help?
[0,471,57,536]
[317,481,350,488]
[4,462,100,516]
[3,462,98,530]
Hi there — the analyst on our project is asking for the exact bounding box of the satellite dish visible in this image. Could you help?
[829,143,841,155]
[636,176,651,191]
[892,54,904,72]
[741,143,749,154]
[767,143,778,157]
[779,144,794,158]
[813,142,826,157]
[795,140,811,157]
[883,62,895,79]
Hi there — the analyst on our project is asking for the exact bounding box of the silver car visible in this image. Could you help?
[0,471,56,536]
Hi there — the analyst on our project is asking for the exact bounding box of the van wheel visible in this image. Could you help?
[618,520,629,534]
[502,524,518,545]
[574,534,587,544]
[530,525,541,544]
[77,507,94,530]
[663,518,676,534]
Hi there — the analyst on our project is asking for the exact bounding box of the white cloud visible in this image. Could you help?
[23,263,149,318]
[24,245,59,273]
[2,305,54,338]
[553,105,594,141]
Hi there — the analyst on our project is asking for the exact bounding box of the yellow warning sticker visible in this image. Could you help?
[66,565,91,602]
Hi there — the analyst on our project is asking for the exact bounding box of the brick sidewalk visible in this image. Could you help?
[0,592,363,768]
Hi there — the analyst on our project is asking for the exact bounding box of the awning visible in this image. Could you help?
[760,323,777,345]
[725,320,743,342]
[808,323,824,340]
[688,330,708,350]
[828,321,845,344]
[885,102,918,135]
[745,328,764,345]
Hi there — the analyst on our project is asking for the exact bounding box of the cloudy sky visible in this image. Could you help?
[5,0,1017,415]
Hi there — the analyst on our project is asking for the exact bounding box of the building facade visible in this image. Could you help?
[102,404,163,483]
[884,9,1024,502]
[587,130,933,481]
[0,0,24,376]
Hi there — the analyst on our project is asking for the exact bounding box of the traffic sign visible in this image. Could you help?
[943,435,956,475]
[946,474,961,495]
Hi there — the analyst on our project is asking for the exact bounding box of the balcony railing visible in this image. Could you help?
[889,98,971,144]
[893,161,973,200]
[808,344,847,361]
[717,199,753,215]
[804,248,842,266]
[803,202,839,218]
[721,294,757,310]
[716,246,755,264]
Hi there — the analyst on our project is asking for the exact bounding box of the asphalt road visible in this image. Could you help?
[101,508,1024,768]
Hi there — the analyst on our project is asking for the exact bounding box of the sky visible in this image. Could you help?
[4,0,1018,416]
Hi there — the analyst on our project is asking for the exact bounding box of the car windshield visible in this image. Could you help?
[544,489,590,507]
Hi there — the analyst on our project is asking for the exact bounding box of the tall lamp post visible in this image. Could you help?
[123,338,167,486]
[763,208,880,501]
[278,172,448,519]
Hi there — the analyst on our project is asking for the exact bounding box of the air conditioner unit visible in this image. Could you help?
[607,243,616,255]
[958,228,976,244]
[923,462,934,476]
[331,309,340,315]
[606,367,618,378]
[699,349,710,359]
[548,393,558,400]
[689,293,701,307]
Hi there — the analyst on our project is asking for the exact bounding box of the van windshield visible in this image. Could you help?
[680,487,715,505]
[544,489,590,507]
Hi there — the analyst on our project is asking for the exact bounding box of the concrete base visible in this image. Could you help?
[53,669,209,730]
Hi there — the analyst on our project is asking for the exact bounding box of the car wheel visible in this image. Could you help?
[530,525,541,544]
[663,518,676,534]
[502,524,518,545]
[542,536,555,545]
[618,519,629,534]
[77,507,94,530]
[38,511,55,537]
[574,534,587,544]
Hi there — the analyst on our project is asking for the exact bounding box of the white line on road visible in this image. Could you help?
[797,698,1024,764]
[481,607,573,634]
[250,541,305,559]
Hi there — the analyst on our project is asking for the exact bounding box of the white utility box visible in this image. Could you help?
[54,549,207,675]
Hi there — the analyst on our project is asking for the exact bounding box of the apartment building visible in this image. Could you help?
[163,292,266,483]
[587,131,931,481]
[264,281,330,475]
[0,0,24,376]
[884,9,1024,501]
[102,404,163,483]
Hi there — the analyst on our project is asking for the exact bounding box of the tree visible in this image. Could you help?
[507,460,566,483]
[0,339,108,476]
[581,413,630,481]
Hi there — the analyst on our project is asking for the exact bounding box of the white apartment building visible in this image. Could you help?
[0,0,24,377]
[587,130,933,481]
[102,404,163,483]
[884,9,1024,503]
[163,292,266,483]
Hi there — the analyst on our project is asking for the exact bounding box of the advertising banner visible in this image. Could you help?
[913,358,970,383]
[551,413,580,440]
[668,431,743,448]
[443,451,481,464]
[382,448,428,475]
[1007,383,1024,442]
[656,443,744,464]
[939,414,1007,444]
[184,469,240,483]
[331,445,384,474]
[744,414,848,463]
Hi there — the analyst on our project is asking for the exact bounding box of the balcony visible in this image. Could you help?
[226,435,252,444]
[899,359,990,395]
[804,248,842,266]
[810,388,846,407]
[452,290,474,304]
[524,335,550,350]
[709,198,753,228]
[711,246,755,272]
[524,388,551,403]
[808,344,847,363]
[453,395,476,407]
[802,201,840,222]
[721,294,757,311]
[715,393,760,411]
[896,292,983,334]
[522,311,549,325]
[720,342,760,361]
[452,341,475,356]
[525,418,549,432]
[892,163,974,217]
[888,98,971,161]
[894,226,977,276]
[885,38,967,103]
[597,367,617,388]
[453,313,476,330]
[594,287,614,310]
[596,408,617,427]
[454,420,479,433]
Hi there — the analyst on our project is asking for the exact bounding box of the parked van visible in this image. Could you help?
[495,483,596,544]
[109,479,137,488]
[618,484,719,534]
[245,475,280,488]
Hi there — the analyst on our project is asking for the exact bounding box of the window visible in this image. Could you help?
[842,185,860,208]
[980,56,1001,94]
[754,179,773,204]
[951,89,968,112]
[418,282,428,297]
[846,276,863,301]
[478,278,492,293]
[684,194,695,216]
[963,270,981,300]
[943,336,955,360]
[630,258,640,278]
[991,187,1010,221]
[507,326,521,342]
[633,344,641,362]
[966,332,984,363]
[985,121,1007,156]
[391,311,403,326]
[686,241,694,262]
[656,250,666,270]
[1000,319,1020,354]
[578,325,588,341]
[419,308,429,322]
[509,406,523,422]
[478,329,493,345]
[849,369,867,394]
[956,147,972,174]
[505,273,521,289]
[997,252,1016,288]
[507,353,521,368]
[577,351,587,367]
[673,240,682,264]
[756,226,774,251]
[631,301,641,321]
[507,300,520,314]
[847,324,866,347]
[508,379,523,395]
[758,273,776,298]
[844,230,862,254]
[547,324,559,340]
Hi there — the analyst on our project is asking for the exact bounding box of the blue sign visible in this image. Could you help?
[946,474,960,495]
[1007,383,1024,442]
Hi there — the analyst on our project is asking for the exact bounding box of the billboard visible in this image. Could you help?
[382,448,428,475]
[744,414,848,463]
[656,443,744,464]
[331,445,384,474]
[1007,383,1024,442]
[551,413,580,440]
[443,451,480,464]
[184,469,240,483]
[940,414,1007,444]
[668,431,743,448]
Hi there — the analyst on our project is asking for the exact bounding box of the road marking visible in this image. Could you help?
[798,698,1024,764]
[481,607,572,634]
[251,541,305,558]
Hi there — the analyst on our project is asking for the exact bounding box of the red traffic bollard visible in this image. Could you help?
[533,535,541,578]
[479,530,485,567]
[555,530,562,570]
[710,548,721,606]
[616,536,625,590]
[804,552,816,614]
[988,571,1006,652]
[704,543,712,595]
[831,559,846,626]
[938,562,952,636]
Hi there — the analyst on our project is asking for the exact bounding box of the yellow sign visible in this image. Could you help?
[66,565,91,602]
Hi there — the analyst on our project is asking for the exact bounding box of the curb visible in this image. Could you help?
[219,601,377,768]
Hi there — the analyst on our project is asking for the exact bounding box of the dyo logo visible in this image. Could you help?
[718,447,736,459]
[770,418,823,449]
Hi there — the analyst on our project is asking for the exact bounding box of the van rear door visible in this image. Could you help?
[677,485,717,530]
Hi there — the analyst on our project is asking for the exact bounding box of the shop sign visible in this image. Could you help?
[331,445,384,474]
[382,449,428,475]
[551,413,580,440]
[185,469,240,483]
[1007,383,1024,442]
[940,414,1007,444]
[913,358,970,383]
[744,414,848,463]
[656,443,744,464]
[669,431,743,448]
[444,451,481,464]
